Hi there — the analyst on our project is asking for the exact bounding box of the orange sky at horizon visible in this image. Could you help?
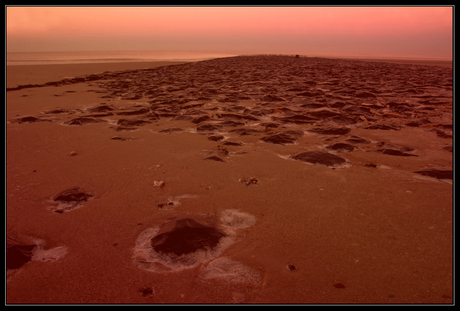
[6,6,453,58]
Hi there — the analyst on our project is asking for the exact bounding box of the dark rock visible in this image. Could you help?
[218,113,259,121]
[192,115,211,124]
[117,118,151,127]
[116,108,150,116]
[42,109,73,115]
[342,105,372,115]
[230,128,261,136]
[208,135,225,141]
[272,115,317,124]
[377,149,417,157]
[345,135,371,144]
[54,187,93,203]
[12,116,48,124]
[159,128,183,133]
[365,124,400,131]
[204,156,225,162]
[111,136,131,141]
[326,143,355,152]
[414,169,452,180]
[364,163,378,168]
[296,90,324,97]
[7,239,36,270]
[297,102,326,109]
[291,151,347,167]
[85,74,104,81]
[64,117,106,126]
[217,120,245,127]
[261,94,285,101]
[329,115,359,125]
[150,217,226,256]
[88,104,115,113]
[405,119,432,127]
[307,108,342,118]
[356,91,377,98]
[139,287,154,297]
[433,129,452,139]
[196,124,222,132]
[261,130,304,145]
[222,141,243,146]
[309,126,351,135]
[260,122,280,128]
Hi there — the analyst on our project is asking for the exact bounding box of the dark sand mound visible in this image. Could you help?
[291,150,348,167]
[12,116,52,124]
[6,238,36,270]
[414,169,453,180]
[261,130,304,145]
[52,187,93,213]
[204,156,225,162]
[150,218,227,256]
[325,142,356,152]
[64,117,106,126]
[345,135,371,144]
[377,149,418,157]
[87,104,116,113]
[309,125,351,136]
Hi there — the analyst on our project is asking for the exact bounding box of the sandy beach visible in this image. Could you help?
[6,56,452,304]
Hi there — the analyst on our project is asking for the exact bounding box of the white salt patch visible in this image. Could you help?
[31,239,68,262]
[32,246,68,262]
[199,257,261,285]
[220,209,256,230]
[413,174,452,184]
[132,224,236,273]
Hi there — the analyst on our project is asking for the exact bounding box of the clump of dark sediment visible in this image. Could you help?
[11,116,52,124]
[6,237,36,270]
[309,125,351,136]
[9,55,451,177]
[204,155,225,162]
[375,142,418,157]
[150,218,227,257]
[51,187,94,213]
[377,149,418,157]
[325,142,356,152]
[414,169,453,180]
[64,117,106,126]
[133,210,256,273]
[291,150,348,167]
[159,128,184,133]
[261,130,304,145]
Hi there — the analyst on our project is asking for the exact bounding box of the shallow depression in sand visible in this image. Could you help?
[132,209,256,273]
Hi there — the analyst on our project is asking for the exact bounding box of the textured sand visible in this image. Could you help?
[6,57,452,304]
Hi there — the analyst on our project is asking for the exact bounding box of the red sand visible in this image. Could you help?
[6,57,452,304]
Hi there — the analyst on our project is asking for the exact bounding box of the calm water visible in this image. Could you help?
[6,50,451,66]
[6,50,241,65]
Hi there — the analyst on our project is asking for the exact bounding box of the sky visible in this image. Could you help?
[6,6,453,59]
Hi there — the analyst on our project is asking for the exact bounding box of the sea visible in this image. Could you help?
[6,50,451,66]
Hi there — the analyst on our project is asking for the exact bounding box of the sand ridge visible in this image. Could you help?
[6,55,452,304]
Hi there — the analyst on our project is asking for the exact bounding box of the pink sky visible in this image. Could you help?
[6,6,453,58]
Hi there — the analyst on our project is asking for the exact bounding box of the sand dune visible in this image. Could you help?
[6,56,452,304]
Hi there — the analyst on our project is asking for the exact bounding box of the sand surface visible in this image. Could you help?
[6,56,452,304]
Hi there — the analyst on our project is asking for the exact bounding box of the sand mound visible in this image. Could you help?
[133,210,256,273]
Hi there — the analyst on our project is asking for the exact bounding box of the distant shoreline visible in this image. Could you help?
[7,56,452,69]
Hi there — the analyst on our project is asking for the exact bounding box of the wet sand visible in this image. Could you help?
[6,56,452,304]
